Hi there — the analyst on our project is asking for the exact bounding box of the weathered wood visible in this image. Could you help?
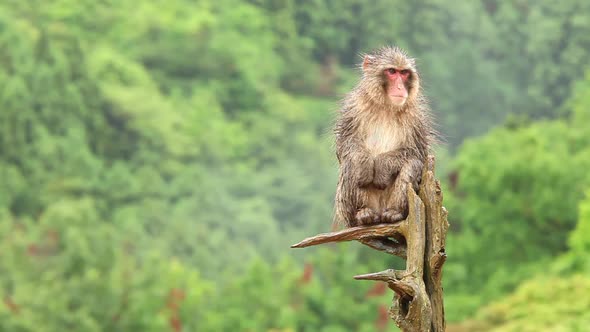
[388,186,432,332]
[419,156,450,332]
[291,222,406,249]
[291,155,448,332]
[359,238,407,259]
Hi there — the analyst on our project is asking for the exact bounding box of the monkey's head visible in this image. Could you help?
[360,46,420,110]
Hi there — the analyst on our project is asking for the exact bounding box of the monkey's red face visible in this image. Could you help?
[384,68,410,106]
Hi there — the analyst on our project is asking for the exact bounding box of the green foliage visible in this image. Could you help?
[569,191,590,254]
[453,190,590,330]
[442,70,590,320]
[1,0,590,330]
[0,202,211,331]
[454,274,590,332]
[447,190,590,331]
[450,118,589,266]
[201,245,400,332]
[490,1,590,119]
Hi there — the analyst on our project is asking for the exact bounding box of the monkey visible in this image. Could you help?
[333,46,435,227]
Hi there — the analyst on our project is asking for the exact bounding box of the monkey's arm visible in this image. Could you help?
[373,148,414,189]
[335,115,374,188]
[374,123,430,190]
[401,156,425,191]
[374,118,432,189]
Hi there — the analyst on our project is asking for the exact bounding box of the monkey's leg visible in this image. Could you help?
[381,159,423,223]
[334,177,353,227]
[335,174,378,227]
[356,206,380,225]
[345,189,380,226]
[381,182,407,223]
[335,157,383,227]
[354,186,383,225]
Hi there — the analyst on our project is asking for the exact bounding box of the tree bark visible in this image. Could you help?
[291,155,449,332]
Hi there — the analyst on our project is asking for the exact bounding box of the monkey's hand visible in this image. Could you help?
[373,153,400,190]
[410,171,423,191]
[354,156,375,188]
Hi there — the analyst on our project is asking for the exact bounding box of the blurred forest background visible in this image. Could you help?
[1,0,590,331]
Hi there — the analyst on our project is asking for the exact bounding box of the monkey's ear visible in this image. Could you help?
[362,55,375,72]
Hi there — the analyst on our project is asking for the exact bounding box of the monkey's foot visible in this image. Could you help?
[381,208,405,223]
[356,208,380,225]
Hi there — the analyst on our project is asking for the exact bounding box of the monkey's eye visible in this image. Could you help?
[400,69,410,75]
[386,68,397,74]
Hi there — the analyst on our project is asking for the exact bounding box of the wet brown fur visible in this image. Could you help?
[333,46,435,227]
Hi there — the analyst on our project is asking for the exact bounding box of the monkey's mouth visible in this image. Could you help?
[389,95,407,106]
[387,85,408,106]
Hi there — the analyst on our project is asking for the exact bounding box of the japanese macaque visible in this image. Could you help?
[333,46,435,227]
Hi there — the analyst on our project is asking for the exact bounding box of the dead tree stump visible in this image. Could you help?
[291,155,449,332]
